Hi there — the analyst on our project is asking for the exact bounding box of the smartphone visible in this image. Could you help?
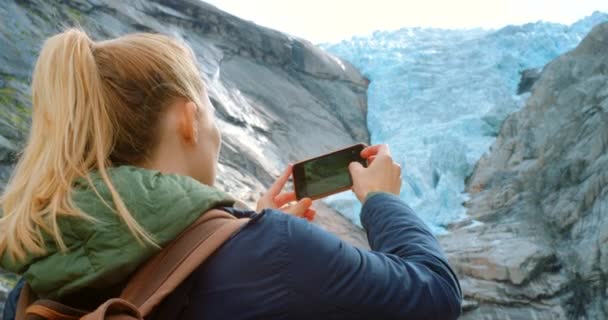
[293,143,367,200]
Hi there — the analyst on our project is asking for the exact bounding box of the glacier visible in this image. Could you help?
[320,12,608,233]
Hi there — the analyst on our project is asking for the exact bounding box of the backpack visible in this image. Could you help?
[15,209,250,320]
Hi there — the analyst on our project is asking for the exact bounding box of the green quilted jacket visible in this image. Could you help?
[0,165,235,299]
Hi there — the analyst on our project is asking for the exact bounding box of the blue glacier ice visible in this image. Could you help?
[320,12,608,233]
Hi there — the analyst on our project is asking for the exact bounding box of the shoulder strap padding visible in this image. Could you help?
[119,208,249,315]
[80,298,140,320]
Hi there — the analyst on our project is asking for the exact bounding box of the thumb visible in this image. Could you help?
[348,161,364,177]
[286,197,312,217]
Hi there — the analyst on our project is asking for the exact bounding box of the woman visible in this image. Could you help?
[1,29,461,319]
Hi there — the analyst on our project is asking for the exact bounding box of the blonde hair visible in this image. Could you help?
[0,28,207,262]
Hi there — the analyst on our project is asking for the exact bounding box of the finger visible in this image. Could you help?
[279,203,315,218]
[367,155,376,165]
[394,161,402,171]
[303,208,316,221]
[256,194,274,211]
[267,164,293,197]
[348,161,364,176]
[286,197,312,217]
[361,144,390,158]
[274,191,296,207]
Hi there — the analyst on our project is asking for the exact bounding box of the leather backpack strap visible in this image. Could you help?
[16,283,37,320]
[17,208,250,320]
[23,299,86,320]
[17,282,87,320]
[119,209,250,315]
[80,298,141,320]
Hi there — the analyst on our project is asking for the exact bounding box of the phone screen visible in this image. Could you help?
[293,144,366,200]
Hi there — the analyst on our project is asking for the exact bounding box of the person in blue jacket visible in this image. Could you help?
[1,28,461,319]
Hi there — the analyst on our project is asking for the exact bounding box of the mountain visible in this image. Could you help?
[322,11,608,319]
[440,22,608,319]
[0,0,370,198]
[321,12,608,234]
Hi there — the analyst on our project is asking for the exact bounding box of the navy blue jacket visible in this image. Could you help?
[4,193,462,319]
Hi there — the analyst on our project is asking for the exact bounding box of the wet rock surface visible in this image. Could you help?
[0,0,370,196]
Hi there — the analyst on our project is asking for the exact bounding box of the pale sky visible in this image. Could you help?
[204,0,608,43]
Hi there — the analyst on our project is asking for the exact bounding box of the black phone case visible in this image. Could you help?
[292,143,367,200]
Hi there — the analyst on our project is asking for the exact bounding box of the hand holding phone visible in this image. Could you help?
[257,165,316,221]
[348,144,402,203]
[293,144,368,200]
[291,143,401,203]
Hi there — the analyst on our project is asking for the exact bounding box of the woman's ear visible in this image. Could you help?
[178,100,199,145]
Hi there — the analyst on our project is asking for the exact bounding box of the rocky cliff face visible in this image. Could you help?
[0,0,370,200]
[0,0,369,309]
[440,22,608,319]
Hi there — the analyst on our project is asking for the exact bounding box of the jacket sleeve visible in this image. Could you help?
[285,192,462,319]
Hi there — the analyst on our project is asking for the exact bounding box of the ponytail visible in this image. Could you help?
[0,29,157,263]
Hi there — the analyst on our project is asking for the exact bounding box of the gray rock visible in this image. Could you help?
[517,68,541,94]
[0,0,369,305]
[0,0,370,192]
[442,22,608,319]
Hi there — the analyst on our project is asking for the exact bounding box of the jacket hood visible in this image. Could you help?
[0,165,235,299]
